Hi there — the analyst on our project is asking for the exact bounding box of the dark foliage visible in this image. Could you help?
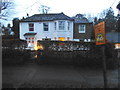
[2,38,27,49]
[11,18,20,39]
[37,41,118,69]
[2,49,31,65]
[74,43,118,69]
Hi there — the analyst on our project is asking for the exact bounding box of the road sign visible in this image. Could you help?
[94,21,106,45]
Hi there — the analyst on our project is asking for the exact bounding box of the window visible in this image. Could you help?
[54,22,56,30]
[29,23,34,31]
[59,37,65,41]
[54,37,57,40]
[68,22,70,30]
[67,37,70,41]
[59,21,65,30]
[43,23,48,31]
[79,25,86,33]
[32,37,34,40]
[32,41,34,43]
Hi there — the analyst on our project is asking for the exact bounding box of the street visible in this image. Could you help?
[2,60,119,88]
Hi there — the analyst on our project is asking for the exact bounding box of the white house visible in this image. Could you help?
[19,13,74,50]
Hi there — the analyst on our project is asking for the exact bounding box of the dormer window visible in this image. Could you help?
[29,23,34,31]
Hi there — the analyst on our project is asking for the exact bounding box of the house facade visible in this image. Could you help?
[73,14,93,42]
[19,13,74,50]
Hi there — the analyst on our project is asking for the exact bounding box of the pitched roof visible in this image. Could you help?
[106,32,120,43]
[20,13,74,22]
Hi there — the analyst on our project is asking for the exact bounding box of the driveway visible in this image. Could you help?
[2,60,119,88]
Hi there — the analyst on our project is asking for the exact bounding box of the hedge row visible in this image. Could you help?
[73,43,118,69]
[2,49,31,65]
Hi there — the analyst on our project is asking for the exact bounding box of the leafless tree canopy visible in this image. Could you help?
[0,0,13,20]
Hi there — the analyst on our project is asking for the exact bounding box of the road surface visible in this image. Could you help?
[2,60,118,88]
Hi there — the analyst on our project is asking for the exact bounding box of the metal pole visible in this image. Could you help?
[102,45,108,88]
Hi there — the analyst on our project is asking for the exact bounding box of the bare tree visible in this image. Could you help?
[38,5,50,14]
[84,13,95,22]
[0,0,14,20]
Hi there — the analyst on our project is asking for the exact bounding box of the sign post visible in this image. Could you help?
[94,21,108,88]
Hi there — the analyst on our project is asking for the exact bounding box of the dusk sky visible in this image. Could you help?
[2,0,120,26]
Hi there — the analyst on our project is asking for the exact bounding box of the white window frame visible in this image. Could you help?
[68,22,70,30]
[54,22,57,30]
[43,23,49,31]
[29,23,34,31]
[79,25,86,33]
[58,21,65,30]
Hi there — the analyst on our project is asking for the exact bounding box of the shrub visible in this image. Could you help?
[2,49,31,65]
[74,43,118,69]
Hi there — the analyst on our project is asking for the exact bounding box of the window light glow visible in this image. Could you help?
[34,44,44,50]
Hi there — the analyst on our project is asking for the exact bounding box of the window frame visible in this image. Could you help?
[29,23,34,31]
[79,24,86,33]
[43,22,49,31]
[58,21,65,30]
[68,22,70,30]
[54,22,57,30]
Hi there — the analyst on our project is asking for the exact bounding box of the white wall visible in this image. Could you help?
[20,20,73,49]
[20,20,73,40]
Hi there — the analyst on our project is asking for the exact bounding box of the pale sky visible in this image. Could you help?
[2,0,120,26]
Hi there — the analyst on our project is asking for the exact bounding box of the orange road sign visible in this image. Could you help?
[94,21,106,45]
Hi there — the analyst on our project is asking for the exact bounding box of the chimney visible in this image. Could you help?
[27,13,29,17]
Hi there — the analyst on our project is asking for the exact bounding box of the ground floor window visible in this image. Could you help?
[66,37,70,41]
[59,37,65,41]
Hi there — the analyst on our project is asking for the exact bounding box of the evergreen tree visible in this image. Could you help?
[104,7,117,32]
[12,18,19,38]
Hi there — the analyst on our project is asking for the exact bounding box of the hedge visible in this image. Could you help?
[2,49,31,65]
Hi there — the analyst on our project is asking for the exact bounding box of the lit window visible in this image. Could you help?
[59,37,65,41]
[43,23,48,31]
[29,23,34,31]
[59,21,65,30]
[79,25,86,33]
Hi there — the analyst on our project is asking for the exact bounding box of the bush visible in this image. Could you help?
[74,43,118,69]
[2,49,31,65]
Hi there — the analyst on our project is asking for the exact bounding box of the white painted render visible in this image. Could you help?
[20,20,73,50]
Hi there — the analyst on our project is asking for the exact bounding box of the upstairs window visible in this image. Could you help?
[79,25,86,33]
[43,23,48,31]
[29,23,34,31]
[54,22,56,30]
[68,22,70,30]
[59,21,65,30]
